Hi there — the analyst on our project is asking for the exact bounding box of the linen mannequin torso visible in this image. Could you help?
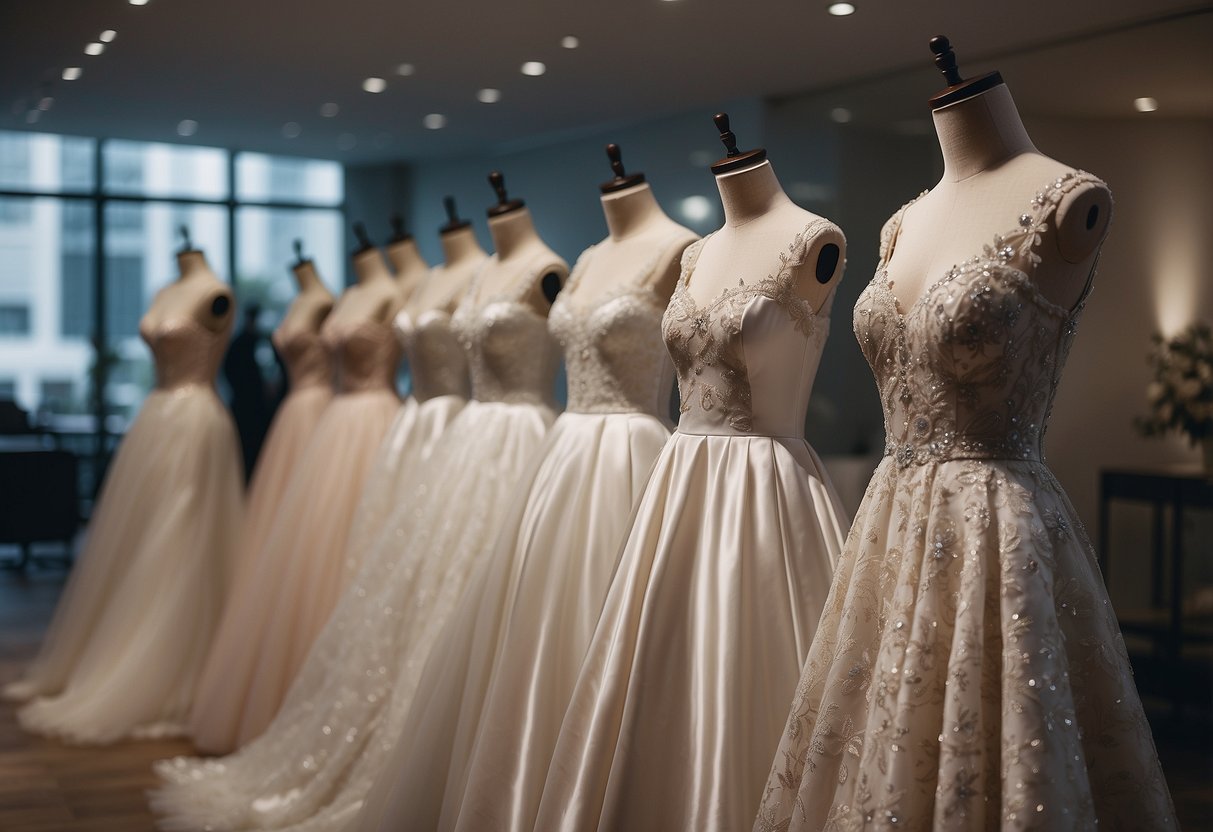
[386,236,431,302]
[884,84,1111,313]
[473,207,567,317]
[328,246,404,388]
[273,260,334,391]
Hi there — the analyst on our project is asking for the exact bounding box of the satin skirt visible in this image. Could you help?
[753,458,1178,832]
[352,411,672,832]
[151,398,555,832]
[187,393,465,754]
[3,385,244,744]
[533,429,846,832]
[180,387,399,753]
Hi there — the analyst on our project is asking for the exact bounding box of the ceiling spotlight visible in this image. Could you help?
[395,63,415,76]
[830,107,853,123]
[37,97,54,111]
[176,119,199,137]
[521,61,546,76]
[99,30,117,43]
[320,102,339,118]
[477,88,502,104]
[1134,96,1158,113]
[84,42,105,56]
[129,0,150,5]
[561,36,580,49]
[363,77,387,93]
[423,113,447,129]
[62,66,82,81]
[679,195,713,223]
[337,133,357,150]
[828,3,856,15]
[282,122,302,138]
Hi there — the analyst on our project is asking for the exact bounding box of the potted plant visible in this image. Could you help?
[1134,323,1213,473]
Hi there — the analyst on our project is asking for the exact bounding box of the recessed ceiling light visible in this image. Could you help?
[830,107,853,123]
[561,36,580,49]
[84,42,105,56]
[521,61,546,76]
[99,30,117,43]
[37,97,54,111]
[337,133,357,150]
[129,0,149,5]
[176,119,199,137]
[320,102,340,118]
[1134,96,1158,113]
[679,195,713,223]
[423,113,447,129]
[62,67,82,81]
[477,88,502,104]
[828,2,856,15]
[363,77,387,93]
[395,63,415,76]
[282,122,302,139]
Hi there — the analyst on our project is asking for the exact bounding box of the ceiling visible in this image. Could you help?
[2,0,1210,164]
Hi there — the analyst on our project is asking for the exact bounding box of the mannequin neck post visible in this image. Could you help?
[488,208,539,261]
[292,261,325,293]
[715,160,792,227]
[386,238,429,279]
[601,183,663,241]
[351,248,393,285]
[176,249,210,280]
[440,226,487,268]
[933,84,1037,182]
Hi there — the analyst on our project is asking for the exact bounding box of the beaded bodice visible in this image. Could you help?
[854,170,1108,468]
[140,308,232,392]
[549,243,678,416]
[320,312,401,395]
[394,291,471,403]
[272,325,331,391]
[452,259,559,406]
[662,219,838,438]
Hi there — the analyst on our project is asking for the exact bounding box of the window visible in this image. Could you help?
[236,153,343,206]
[103,139,228,200]
[235,207,344,325]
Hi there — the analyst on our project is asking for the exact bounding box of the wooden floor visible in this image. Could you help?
[0,558,1210,831]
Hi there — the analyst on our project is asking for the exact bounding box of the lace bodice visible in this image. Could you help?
[394,298,471,403]
[662,219,839,437]
[548,243,679,416]
[320,313,401,394]
[855,170,1108,467]
[272,326,332,391]
[140,312,232,391]
[452,260,559,406]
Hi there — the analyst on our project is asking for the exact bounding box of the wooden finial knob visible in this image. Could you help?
[606,143,625,178]
[179,225,192,251]
[353,221,372,249]
[489,170,507,203]
[930,35,963,86]
[444,196,459,223]
[293,239,304,263]
[714,112,739,157]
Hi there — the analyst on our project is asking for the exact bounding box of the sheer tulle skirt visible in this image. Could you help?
[151,399,554,832]
[534,430,846,832]
[180,387,399,753]
[351,411,671,832]
[3,386,244,744]
[752,457,1177,832]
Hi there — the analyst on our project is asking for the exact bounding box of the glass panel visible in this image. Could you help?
[235,206,344,327]
[0,130,95,192]
[103,201,229,422]
[235,152,343,206]
[102,139,228,199]
[0,196,96,425]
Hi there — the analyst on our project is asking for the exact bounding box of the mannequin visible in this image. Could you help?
[330,223,405,334]
[687,114,844,312]
[473,171,567,315]
[385,215,431,302]
[571,143,698,305]
[278,240,335,339]
[884,36,1112,314]
[404,197,489,318]
[143,228,233,336]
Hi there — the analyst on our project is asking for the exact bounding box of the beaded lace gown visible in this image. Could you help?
[151,261,559,832]
[754,172,1177,831]
[179,310,401,753]
[351,239,688,832]
[4,302,244,745]
[535,222,848,832]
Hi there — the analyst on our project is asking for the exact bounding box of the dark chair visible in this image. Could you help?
[0,450,80,570]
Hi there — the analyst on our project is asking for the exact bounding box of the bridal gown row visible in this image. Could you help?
[350,236,693,832]
[754,172,1177,831]
[152,258,560,832]
[3,302,244,744]
[184,309,401,753]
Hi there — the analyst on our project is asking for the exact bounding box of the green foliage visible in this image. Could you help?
[1134,323,1213,444]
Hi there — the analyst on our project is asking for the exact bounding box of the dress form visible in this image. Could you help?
[144,249,233,335]
[329,232,404,333]
[688,119,844,313]
[405,203,489,318]
[278,257,335,339]
[385,218,431,302]
[885,42,1112,313]
[475,172,567,315]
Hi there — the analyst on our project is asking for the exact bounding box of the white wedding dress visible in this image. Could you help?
[351,238,688,832]
[535,223,848,831]
[151,262,560,832]
[753,172,1177,831]
[4,299,244,744]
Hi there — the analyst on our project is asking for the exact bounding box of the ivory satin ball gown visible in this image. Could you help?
[351,238,690,832]
[152,261,559,832]
[3,306,244,744]
[179,310,402,753]
[534,221,849,832]
[753,172,1177,831]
